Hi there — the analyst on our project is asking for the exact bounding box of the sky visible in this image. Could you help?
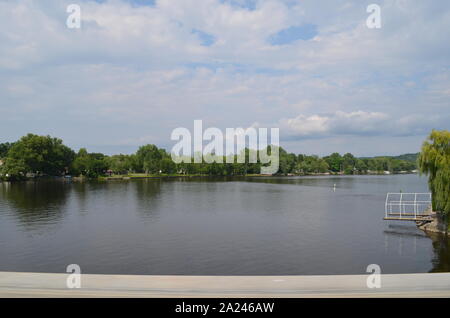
[0,0,449,156]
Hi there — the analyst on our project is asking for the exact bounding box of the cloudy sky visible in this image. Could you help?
[1,0,449,156]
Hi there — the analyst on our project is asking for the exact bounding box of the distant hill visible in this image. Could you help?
[391,153,419,162]
[359,153,419,162]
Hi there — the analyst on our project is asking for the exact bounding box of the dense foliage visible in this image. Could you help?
[0,134,75,180]
[0,142,14,158]
[0,133,419,180]
[418,130,450,216]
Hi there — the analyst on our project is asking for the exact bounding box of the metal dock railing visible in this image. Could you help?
[384,193,433,221]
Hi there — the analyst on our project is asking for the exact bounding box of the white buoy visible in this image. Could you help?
[333,183,336,192]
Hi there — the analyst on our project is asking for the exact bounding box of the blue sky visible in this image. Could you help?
[269,24,317,45]
[0,0,449,156]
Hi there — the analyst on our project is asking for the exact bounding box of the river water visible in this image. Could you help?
[0,175,448,275]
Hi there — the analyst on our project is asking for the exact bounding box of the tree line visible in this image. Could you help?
[0,133,418,181]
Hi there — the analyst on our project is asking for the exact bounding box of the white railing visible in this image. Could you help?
[385,193,431,219]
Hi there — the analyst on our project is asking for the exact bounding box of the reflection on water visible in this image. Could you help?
[384,224,428,238]
[383,224,429,258]
[430,234,450,272]
[133,179,162,219]
[0,175,448,275]
[0,181,69,229]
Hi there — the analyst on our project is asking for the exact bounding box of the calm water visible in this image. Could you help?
[0,175,449,275]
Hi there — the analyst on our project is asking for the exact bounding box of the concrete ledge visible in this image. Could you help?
[0,272,450,298]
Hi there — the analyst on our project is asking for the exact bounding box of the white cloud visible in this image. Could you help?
[280,111,389,137]
[0,0,449,155]
[279,110,449,139]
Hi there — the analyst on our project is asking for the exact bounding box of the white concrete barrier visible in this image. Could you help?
[0,272,449,298]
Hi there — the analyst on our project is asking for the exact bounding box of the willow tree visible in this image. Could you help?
[418,130,450,216]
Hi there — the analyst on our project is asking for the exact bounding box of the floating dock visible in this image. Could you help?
[384,193,433,221]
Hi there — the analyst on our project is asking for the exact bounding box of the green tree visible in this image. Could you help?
[0,158,27,180]
[366,157,386,173]
[317,158,329,173]
[0,142,14,159]
[107,154,136,174]
[324,153,343,173]
[295,155,328,174]
[136,144,166,174]
[160,158,176,174]
[354,159,367,174]
[72,148,108,178]
[5,134,74,176]
[342,153,356,174]
[418,130,450,216]
[277,147,297,174]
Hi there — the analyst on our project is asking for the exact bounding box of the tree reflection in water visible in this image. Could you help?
[0,180,69,229]
[429,233,450,273]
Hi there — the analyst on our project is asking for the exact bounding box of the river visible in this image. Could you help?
[0,175,448,275]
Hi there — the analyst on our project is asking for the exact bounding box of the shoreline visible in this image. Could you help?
[1,172,419,183]
[417,215,450,237]
[414,206,449,237]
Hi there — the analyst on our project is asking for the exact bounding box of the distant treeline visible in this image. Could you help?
[0,134,418,180]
